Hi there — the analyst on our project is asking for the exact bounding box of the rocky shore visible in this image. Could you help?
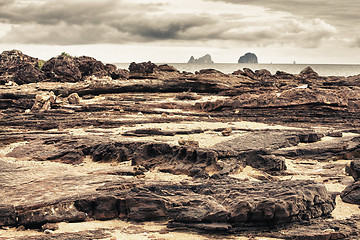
[1,50,360,239]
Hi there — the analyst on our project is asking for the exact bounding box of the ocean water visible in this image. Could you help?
[115,63,360,77]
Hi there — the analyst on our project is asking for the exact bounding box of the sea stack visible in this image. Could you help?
[188,54,214,64]
[238,52,258,64]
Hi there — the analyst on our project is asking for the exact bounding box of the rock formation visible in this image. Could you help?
[188,54,214,64]
[238,52,258,64]
[1,50,360,239]
[0,49,45,85]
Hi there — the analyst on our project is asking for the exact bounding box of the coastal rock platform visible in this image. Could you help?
[1,50,360,239]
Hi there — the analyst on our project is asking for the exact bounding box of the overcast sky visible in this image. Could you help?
[0,0,359,63]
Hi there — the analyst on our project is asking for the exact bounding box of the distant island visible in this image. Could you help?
[238,52,258,64]
[188,54,214,64]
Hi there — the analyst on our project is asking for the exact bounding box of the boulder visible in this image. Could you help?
[341,181,360,204]
[300,66,319,79]
[75,56,108,78]
[0,49,45,85]
[346,160,360,181]
[42,55,82,82]
[31,91,56,112]
[129,61,157,75]
[14,63,46,85]
[105,64,129,80]
[42,54,115,82]
[67,93,81,104]
[157,64,179,72]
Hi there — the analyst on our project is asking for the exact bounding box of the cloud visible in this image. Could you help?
[0,0,340,48]
[206,0,360,25]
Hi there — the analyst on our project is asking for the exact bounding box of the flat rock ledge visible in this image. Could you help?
[0,178,335,232]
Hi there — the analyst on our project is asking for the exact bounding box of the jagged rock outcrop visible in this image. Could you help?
[0,49,45,85]
[188,54,214,64]
[238,53,258,64]
[42,54,127,82]
[42,55,83,82]
[75,56,109,78]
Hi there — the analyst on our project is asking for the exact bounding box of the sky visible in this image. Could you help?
[0,0,359,64]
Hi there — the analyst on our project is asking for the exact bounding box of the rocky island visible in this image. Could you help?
[1,49,360,239]
[187,54,214,64]
[238,52,258,63]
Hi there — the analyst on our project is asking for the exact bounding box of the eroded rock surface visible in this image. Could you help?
[1,50,360,239]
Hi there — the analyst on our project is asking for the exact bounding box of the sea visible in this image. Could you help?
[114,63,360,77]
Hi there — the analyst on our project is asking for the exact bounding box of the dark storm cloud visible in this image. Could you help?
[0,0,221,44]
[0,0,340,47]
